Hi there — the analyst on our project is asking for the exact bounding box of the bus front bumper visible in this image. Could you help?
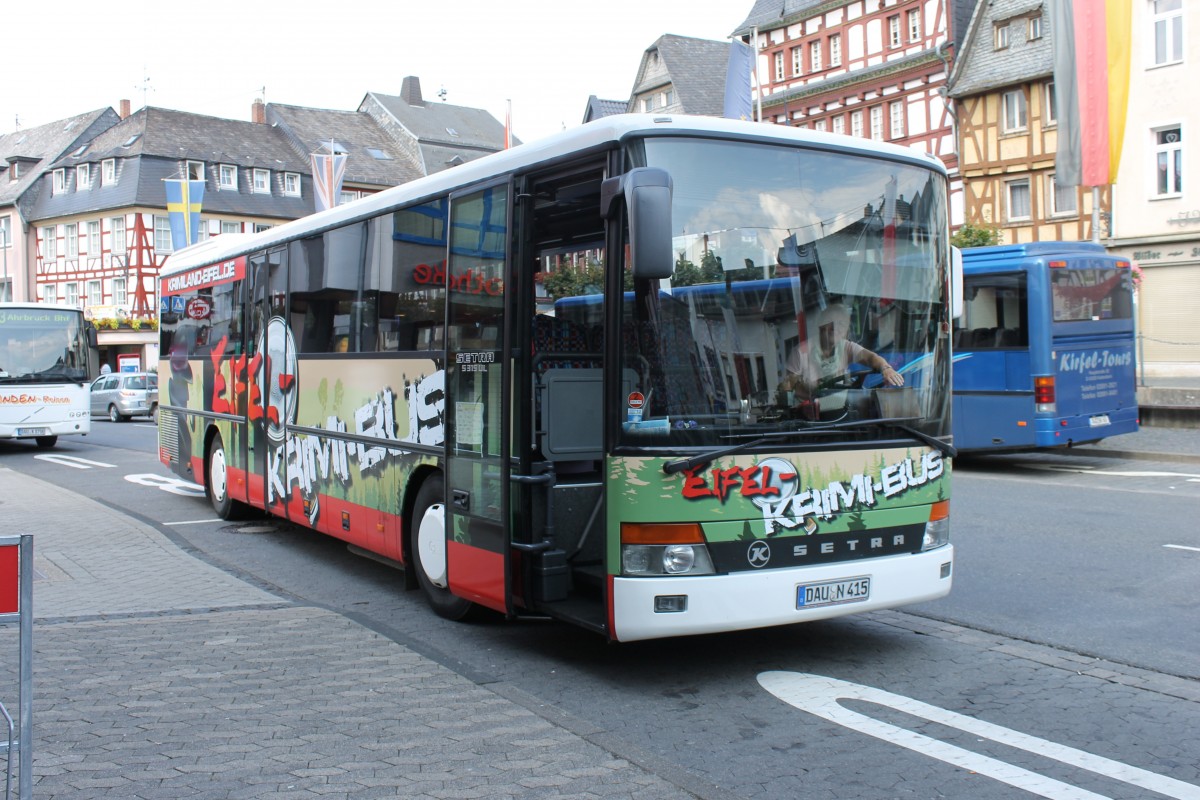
[611,545,953,642]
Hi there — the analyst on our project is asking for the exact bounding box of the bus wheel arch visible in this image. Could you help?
[408,472,475,621]
[205,428,247,520]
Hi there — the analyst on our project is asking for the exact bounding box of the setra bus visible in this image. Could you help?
[0,302,98,448]
[952,242,1138,453]
[157,115,957,641]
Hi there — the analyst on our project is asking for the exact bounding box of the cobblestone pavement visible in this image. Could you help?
[0,467,704,800]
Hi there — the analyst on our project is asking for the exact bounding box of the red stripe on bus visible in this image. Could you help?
[446,540,506,613]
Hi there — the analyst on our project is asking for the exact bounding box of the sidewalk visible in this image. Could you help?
[0,467,704,800]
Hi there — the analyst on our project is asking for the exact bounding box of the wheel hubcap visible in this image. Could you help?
[416,503,448,588]
[210,448,228,502]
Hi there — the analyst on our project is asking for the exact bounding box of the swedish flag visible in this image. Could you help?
[165,179,205,250]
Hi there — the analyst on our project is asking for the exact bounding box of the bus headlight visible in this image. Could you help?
[922,500,950,551]
[622,544,715,576]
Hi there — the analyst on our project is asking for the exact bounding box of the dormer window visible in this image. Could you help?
[995,23,1011,49]
[252,168,270,194]
[187,160,205,180]
[283,172,301,196]
[53,169,66,194]
[102,159,116,186]
[218,164,237,189]
[76,164,91,190]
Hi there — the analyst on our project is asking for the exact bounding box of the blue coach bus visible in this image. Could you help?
[951,242,1138,453]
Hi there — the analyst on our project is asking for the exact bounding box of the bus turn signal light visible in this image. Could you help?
[1034,376,1056,412]
[621,522,705,544]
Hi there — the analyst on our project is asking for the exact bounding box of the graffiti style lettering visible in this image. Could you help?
[682,464,794,503]
[404,371,445,446]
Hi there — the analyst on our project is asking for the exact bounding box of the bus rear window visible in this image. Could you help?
[1052,268,1132,322]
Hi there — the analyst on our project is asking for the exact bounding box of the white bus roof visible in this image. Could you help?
[161,113,948,279]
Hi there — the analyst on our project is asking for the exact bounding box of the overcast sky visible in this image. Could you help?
[4,1,747,145]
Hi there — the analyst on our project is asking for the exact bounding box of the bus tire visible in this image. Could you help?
[34,436,58,449]
[411,475,475,621]
[206,433,248,520]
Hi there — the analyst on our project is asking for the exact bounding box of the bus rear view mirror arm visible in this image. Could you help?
[601,168,674,280]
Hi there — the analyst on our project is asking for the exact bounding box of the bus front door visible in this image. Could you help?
[440,184,511,613]
[248,248,293,518]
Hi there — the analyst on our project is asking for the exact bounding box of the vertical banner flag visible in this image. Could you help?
[311,149,348,212]
[164,179,205,251]
[724,39,755,121]
[1050,0,1132,187]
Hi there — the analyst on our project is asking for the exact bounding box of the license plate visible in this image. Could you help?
[797,576,871,609]
[17,427,50,437]
[1089,414,1111,427]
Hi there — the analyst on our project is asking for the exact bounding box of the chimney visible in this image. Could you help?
[400,76,423,106]
[119,99,131,119]
[251,98,266,124]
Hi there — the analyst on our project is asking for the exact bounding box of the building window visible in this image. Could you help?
[792,46,803,76]
[1154,125,1183,196]
[833,115,846,134]
[76,164,91,190]
[663,89,675,106]
[42,226,56,260]
[87,280,102,306]
[252,168,270,194]
[1029,15,1044,40]
[815,119,827,132]
[641,96,653,112]
[87,220,101,254]
[1044,81,1057,125]
[811,40,822,72]
[220,221,242,235]
[53,169,66,194]
[218,164,237,189]
[1006,179,1032,221]
[1002,89,1028,132]
[1048,174,1078,216]
[153,215,173,253]
[851,110,864,138]
[830,34,842,66]
[253,223,273,233]
[339,190,360,205]
[908,8,922,41]
[0,216,9,249]
[284,173,301,196]
[889,101,905,139]
[889,15,902,46]
[187,160,205,180]
[995,23,1010,49]
[1152,0,1183,65]
[113,277,127,306]
[43,284,57,304]
[65,282,79,307]
[870,105,884,140]
[774,51,784,81]
[102,159,116,186]
[111,216,126,255]
[65,223,78,259]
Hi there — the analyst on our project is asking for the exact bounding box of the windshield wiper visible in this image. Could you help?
[851,417,958,458]
[661,417,956,476]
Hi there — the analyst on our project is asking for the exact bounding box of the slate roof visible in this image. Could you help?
[362,80,514,175]
[947,0,1053,97]
[30,107,315,221]
[266,103,424,188]
[582,96,628,124]
[0,109,119,210]
[628,34,732,118]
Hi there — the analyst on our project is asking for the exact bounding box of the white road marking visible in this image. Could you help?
[1018,463,1200,479]
[1165,544,1200,553]
[33,454,115,469]
[124,473,206,497]
[758,671,1200,800]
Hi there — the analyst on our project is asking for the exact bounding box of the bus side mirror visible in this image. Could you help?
[950,246,964,319]
[601,168,674,280]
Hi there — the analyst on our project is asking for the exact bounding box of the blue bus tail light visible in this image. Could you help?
[1034,376,1056,413]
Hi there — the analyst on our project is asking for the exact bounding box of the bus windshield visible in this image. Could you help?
[611,137,951,449]
[0,307,90,384]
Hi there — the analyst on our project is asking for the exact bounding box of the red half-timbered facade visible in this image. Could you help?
[734,0,975,225]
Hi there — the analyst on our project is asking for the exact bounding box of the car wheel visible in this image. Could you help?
[410,475,475,621]
[206,433,248,520]
[34,436,58,449]
[108,405,124,423]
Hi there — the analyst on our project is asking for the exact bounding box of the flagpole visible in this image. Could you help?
[753,26,762,123]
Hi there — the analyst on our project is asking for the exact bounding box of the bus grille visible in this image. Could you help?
[158,409,179,463]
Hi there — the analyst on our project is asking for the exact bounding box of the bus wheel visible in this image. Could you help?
[411,475,475,621]
[34,436,58,449]
[206,434,247,520]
